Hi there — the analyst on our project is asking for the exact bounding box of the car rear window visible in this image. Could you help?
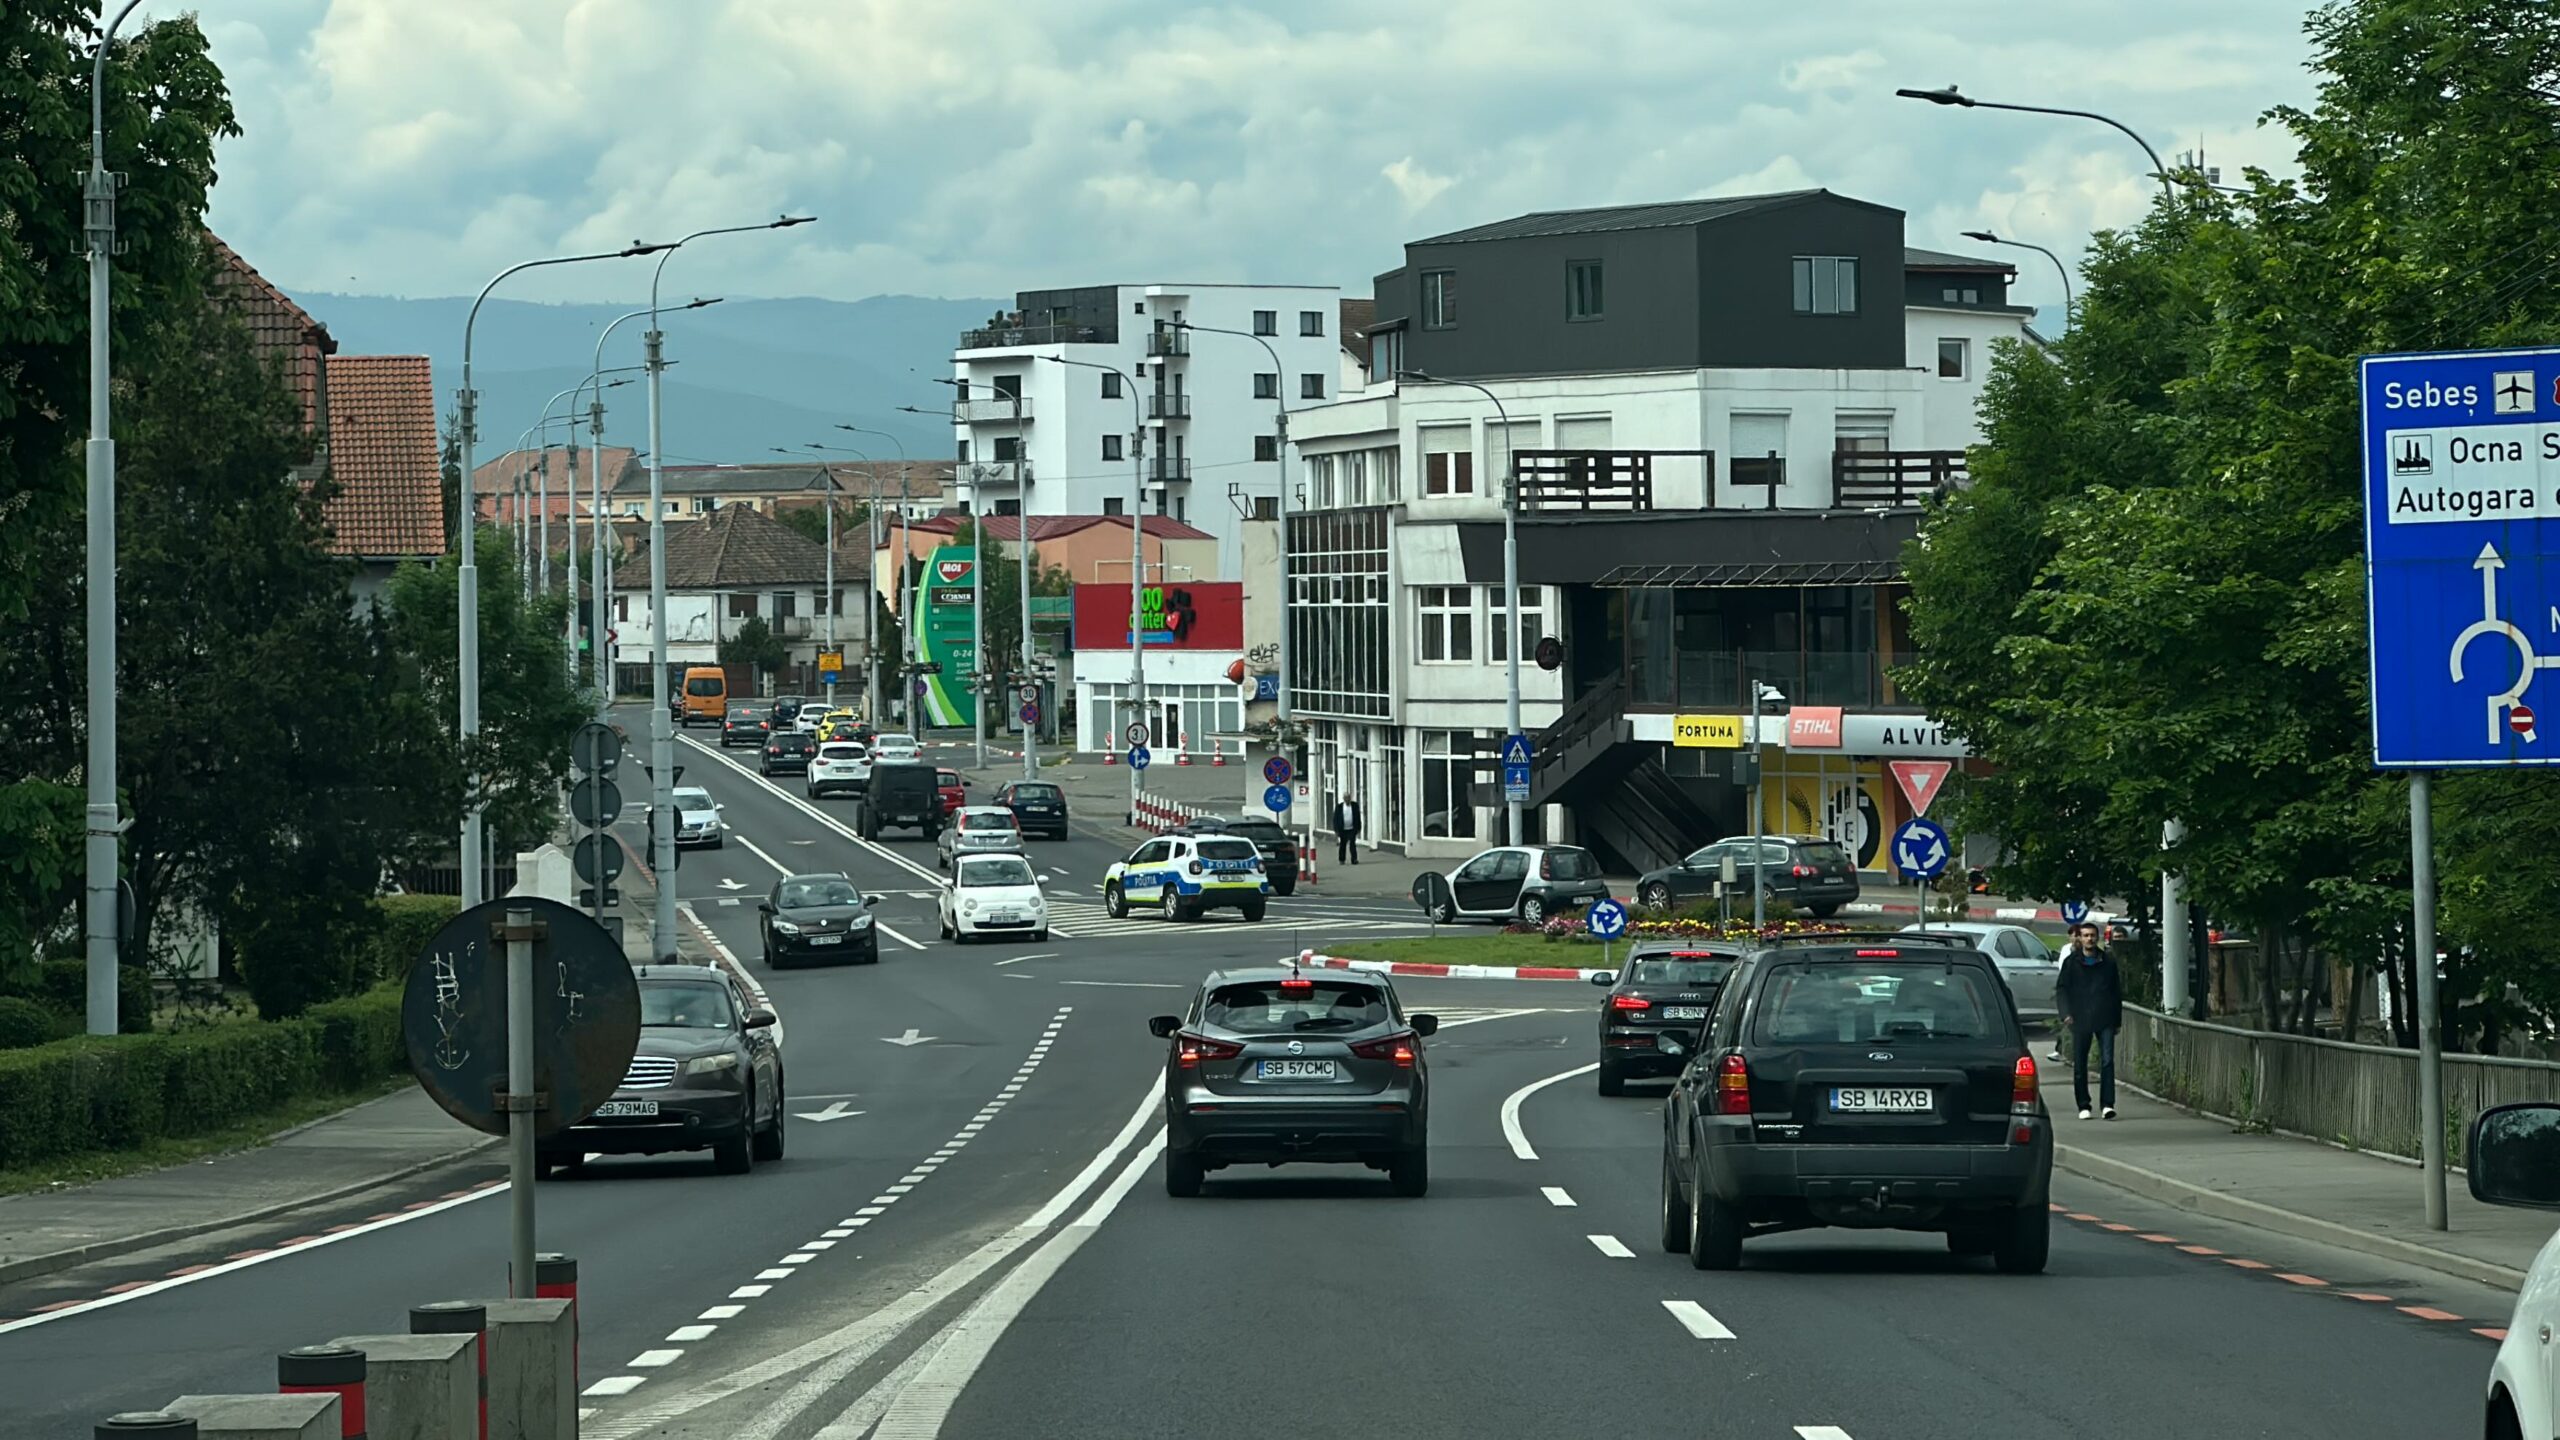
[1228,820,1285,840]
[1626,956,1733,987]
[1012,783,1062,801]
[962,811,1015,831]
[1207,981,1387,1034]
[938,771,962,786]
[1542,847,1599,880]
[686,676,724,696]
[820,744,863,759]
[959,855,1037,887]
[1752,960,2005,1045]
[1197,838,1258,861]
[1797,841,1851,867]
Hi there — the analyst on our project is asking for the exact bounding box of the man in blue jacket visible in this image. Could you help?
[2055,921,2124,1120]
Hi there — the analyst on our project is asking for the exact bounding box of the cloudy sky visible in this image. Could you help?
[190,1,2324,315]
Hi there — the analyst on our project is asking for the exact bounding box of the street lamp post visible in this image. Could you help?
[642,217,814,963]
[836,425,911,732]
[1894,86,2174,201]
[773,448,852,712]
[1037,356,1144,822]
[1960,231,2074,326]
[592,300,720,714]
[1399,369,1524,847]
[801,441,888,722]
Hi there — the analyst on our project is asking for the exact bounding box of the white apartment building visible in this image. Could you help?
[949,283,1343,577]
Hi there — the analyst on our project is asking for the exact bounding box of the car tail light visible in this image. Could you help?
[1278,977,1314,992]
[2012,1054,2038,1113]
[1714,1053,1752,1115]
[1853,948,1900,957]
[1609,994,1651,1012]
[1350,1032,1417,1066]
[1177,1033,1244,1068]
[1791,863,1815,878]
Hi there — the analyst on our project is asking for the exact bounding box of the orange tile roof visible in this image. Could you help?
[206,233,327,428]
[321,356,447,558]
[474,445,639,519]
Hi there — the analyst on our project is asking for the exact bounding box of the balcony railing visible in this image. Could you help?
[1146,392,1191,420]
[1145,329,1190,358]
[1727,453,1787,509]
[1511,449,1708,513]
[1832,449,1967,508]
[958,322,1110,350]
[771,614,815,639]
[1149,456,1193,484]
[961,459,1033,490]
[954,396,1031,424]
[1631,647,1920,712]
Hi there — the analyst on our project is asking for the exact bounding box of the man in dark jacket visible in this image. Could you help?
[1332,795,1361,866]
[2055,921,2125,1119]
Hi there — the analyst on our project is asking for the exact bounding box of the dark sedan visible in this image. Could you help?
[1591,943,1742,1095]
[1150,966,1438,1198]
[721,704,772,748]
[760,730,818,775]
[758,872,879,966]
[538,965,784,1176]
[991,779,1071,839]
[1637,835,1859,918]
[1222,816,1301,897]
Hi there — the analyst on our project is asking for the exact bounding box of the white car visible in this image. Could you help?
[872,732,922,764]
[806,741,871,800]
[671,786,723,849]
[937,805,1024,869]
[2472,1103,2560,1439]
[1898,921,2059,1020]
[940,852,1049,943]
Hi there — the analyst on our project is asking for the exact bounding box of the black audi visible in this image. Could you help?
[757,872,879,966]
[1590,941,1743,1095]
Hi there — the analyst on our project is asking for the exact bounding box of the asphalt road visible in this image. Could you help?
[0,720,2507,1437]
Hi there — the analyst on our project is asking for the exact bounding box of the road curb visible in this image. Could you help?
[0,1128,502,1288]
[1306,954,1607,983]
[2050,1142,2530,1293]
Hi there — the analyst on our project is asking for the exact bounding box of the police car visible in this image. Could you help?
[1103,832,1272,923]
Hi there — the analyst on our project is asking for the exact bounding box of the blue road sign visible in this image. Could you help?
[1500,732,1534,804]
[1264,755,1294,787]
[1020,702,1040,725]
[1585,898,1628,940]
[2362,346,2560,766]
[2060,900,2090,926]
[1253,672,1281,702]
[1263,783,1293,813]
[1127,745,1151,771]
[1500,733,1534,766]
[1892,818,1951,881]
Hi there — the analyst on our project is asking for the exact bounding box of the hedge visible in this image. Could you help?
[0,959,153,1034]
[0,982,409,1171]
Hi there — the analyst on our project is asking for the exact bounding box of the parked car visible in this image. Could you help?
[670,786,723,849]
[2469,1102,2560,1438]
[720,704,771,748]
[757,872,878,966]
[937,805,1025,869]
[861,760,943,841]
[1589,941,1745,1094]
[806,741,871,800]
[1415,844,1608,926]
[1104,833,1270,922]
[1900,921,2058,1021]
[991,779,1071,840]
[1220,815,1301,897]
[1637,835,1859,918]
[940,851,1050,943]
[760,730,818,776]
[538,964,782,1177]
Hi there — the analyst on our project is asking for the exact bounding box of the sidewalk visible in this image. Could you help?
[2036,1049,2554,1291]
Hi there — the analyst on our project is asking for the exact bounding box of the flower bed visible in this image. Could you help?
[1504,914,1855,942]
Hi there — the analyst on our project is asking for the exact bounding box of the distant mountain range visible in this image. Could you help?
[298,293,1008,465]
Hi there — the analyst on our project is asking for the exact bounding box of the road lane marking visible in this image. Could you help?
[700,1306,744,1320]
[735,835,794,877]
[1542,1187,1576,1207]
[666,1325,716,1342]
[878,921,928,951]
[730,1284,771,1298]
[1500,1063,1598,1160]
[1796,1429,1856,1439]
[993,951,1058,966]
[1058,979,1183,988]
[755,1268,795,1280]
[630,1349,682,1368]
[1661,1299,1736,1340]
[1587,1234,1634,1258]
[585,1377,645,1397]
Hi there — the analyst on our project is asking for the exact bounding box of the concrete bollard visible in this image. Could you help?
[479,1299,575,1440]
[512,1253,579,1386]
[406,1304,486,1440]
[278,1345,366,1439]
[98,1416,198,1438]
[165,1395,338,1440]
[327,1334,475,1440]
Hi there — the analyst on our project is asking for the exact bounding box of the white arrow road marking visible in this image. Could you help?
[795,1101,865,1122]
[718,878,747,892]
[1661,1299,1736,1339]
[883,1028,936,1046]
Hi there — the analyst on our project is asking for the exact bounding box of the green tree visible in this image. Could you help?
[720,616,788,688]
[774,500,871,550]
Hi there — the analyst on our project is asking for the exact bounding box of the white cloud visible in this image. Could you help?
[1382,157,1456,214]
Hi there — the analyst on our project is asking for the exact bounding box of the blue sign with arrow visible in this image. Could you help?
[1500,732,1533,804]
[1127,745,1151,771]
[1585,897,1628,940]
[2060,900,2090,926]
[1891,818,1951,881]
[2362,345,2560,767]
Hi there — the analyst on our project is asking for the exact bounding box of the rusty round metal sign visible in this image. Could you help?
[402,898,641,1139]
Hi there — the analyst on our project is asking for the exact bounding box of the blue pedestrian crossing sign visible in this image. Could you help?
[1127,745,1151,771]
[1501,732,1533,804]
[1263,783,1292,813]
[2060,900,2090,926]
[1585,898,1628,940]
[1891,818,1951,881]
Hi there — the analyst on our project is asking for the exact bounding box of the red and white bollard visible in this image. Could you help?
[278,1345,367,1440]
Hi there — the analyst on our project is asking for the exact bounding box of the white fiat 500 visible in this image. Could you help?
[940,852,1049,944]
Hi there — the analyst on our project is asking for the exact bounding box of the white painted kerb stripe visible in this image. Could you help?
[1499,1062,1597,1160]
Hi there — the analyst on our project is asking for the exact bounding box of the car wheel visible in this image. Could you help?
[1272,877,1297,898]
[1991,1203,2050,1274]
[1597,1059,1626,1097]
[2487,1393,2526,1440]
[751,1080,787,1163]
[712,1129,753,1176]
[1519,895,1548,927]
[1657,1146,1691,1253]
[1809,903,1842,919]
[1033,929,1049,942]
[1164,1150,1205,1198]
[1105,882,1128,919]
[1686,1157,1743,1270]
[1388,1144,1429,1197]
[1434,900,1457,924]
[711,836,724,850]
[1242,900,1266,923]
[1641,881,1672,911]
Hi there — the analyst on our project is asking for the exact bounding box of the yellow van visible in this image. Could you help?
[679,666,728,726]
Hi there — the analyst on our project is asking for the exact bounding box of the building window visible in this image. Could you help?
[1567,259,1603,321]
[1421,426,1474,497]
[1102,371,1122,399]
[1420,730,1479,841]
[951,378,970,401]
[1251,495,1278,520]
[1253,310,1277,336]
[1300,373,1326,400]
[1422,269,1457,329]
[1103,434,1124,461]
[1941,286,1981,305]
[1104,496,1125,517]
[993,374,1022,399]
[996,498,1021,516]
[1489,585,1545,665]
[727,592,758,619]
[1791,255,1859,315]
[1418,585,1473,663]
[772,591,797,619]
[1254,372,1278,400]
[1300,309,1324,337]
[1938,338,1969,379]
[1255,435,1279,462]
[993,435,1021,461]
[957,438,971,464]
[1174,496,1187,522]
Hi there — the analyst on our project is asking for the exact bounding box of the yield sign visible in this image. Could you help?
[1887,760,1953,818]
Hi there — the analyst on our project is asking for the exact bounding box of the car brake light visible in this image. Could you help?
[1715,1053,1752,1115]
[1278,977,1314,992]
[2012,1054,2038,1113]
[1349,1032,1417,1066]
[1791,863,1814,878]
[1609,994,1651,1012]
[1177,1033,1244,1067]
[1853,948,1900,957]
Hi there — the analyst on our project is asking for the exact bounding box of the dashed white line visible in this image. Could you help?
[699,1306,744,1320]
[856,1206,886,1217]
[666,1325,716,1342]
[755,1268,795,1281]
[1661,1299,1735,1340]
[631,1350,683,1368]
[585,1376,645,1397]
[1542,1186,1577,1207]
[1795,1429,1856,1440]
[782,1252,818,1264]
[731,1284,771,1299]
[804,1239,838,1249]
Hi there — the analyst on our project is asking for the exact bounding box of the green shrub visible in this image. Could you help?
[4,959,152,1034]
[0,997,57,1050]
[160,1020,322,1134]
[306,984,410,1091]
[364,894,459,988]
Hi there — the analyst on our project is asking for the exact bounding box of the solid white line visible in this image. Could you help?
[992,951,1058,966]
[631,1349,683,1368]
[585,1376,646,1397]
[1661,1299,1736,1340]
[0,1181,503,1335]
[667,1325,716,1342]
[734,834,795,878]
[878,921,928,951]
[1795,1429,1856,1440]
[1542,1186,1577,1207]
[1500,1062,1598,1160]
[1587,1234,1634,1259]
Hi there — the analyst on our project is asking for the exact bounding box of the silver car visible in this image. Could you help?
[671,786,724,850]
[936,805,1025,869]
[1900,921,2058,1019]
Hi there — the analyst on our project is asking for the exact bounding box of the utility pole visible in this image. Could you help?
[592,301,716,715]
[1039,357,1145,820]
[1399,369,1523,845]
[835,425,910,728]
[1180,321,1297,836]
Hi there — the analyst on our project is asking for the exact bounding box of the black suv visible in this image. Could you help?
[1220,816,1300,897]
[991,779,1071,840]
[862,760,943,840]
[1590,941,1743,1095]
[1638,836,1859,918]
[759,729,817,776]
[1658,932,2051,1273]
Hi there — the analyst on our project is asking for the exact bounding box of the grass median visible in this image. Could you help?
[1319,933,1611,969]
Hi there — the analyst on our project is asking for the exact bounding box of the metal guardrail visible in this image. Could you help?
[2119,1006,2560,1165]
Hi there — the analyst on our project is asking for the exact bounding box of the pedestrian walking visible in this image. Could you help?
[1332,794,1361,866]
[2054,921,2124,1120]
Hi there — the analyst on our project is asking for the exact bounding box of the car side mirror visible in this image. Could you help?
[1410,1014,1439,1037]
[2471,1102,2560,1209]
[1590,972,1616,987]
[1147,1015,1183,1039]
[756,901,772,914]
[744,1008,778,1030]
[716,803,727,811]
